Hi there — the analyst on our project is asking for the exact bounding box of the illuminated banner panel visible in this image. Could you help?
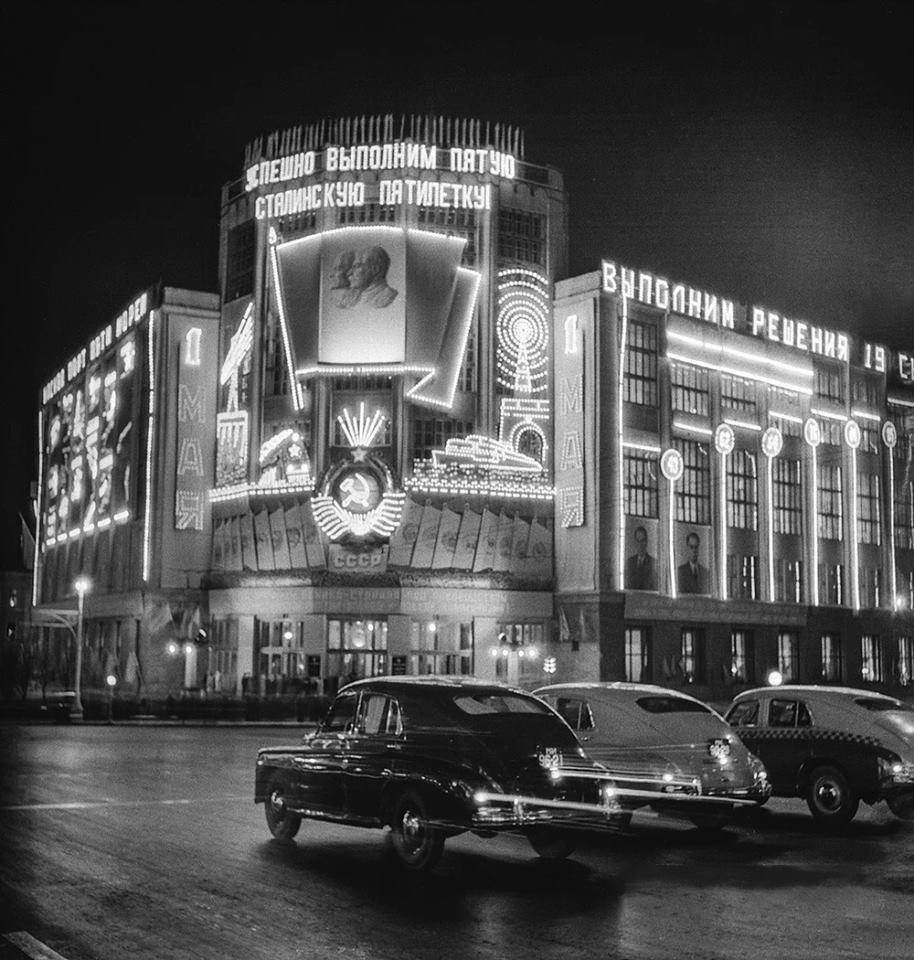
[41,296,145,547]
[216,298,254,487]
[271,226,479,410]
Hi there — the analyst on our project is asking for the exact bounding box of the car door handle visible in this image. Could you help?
[386,742,402,751]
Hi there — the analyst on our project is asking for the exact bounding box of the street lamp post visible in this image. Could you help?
[73,576,92,721]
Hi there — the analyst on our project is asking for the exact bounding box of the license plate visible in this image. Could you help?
[537,746,563,771]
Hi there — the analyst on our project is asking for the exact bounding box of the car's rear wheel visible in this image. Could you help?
[527,826,577,860]
[805,765,859,824]
[389,790,444,871]
[264,773,302,840]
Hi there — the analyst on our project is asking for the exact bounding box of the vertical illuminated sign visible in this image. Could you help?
[175,326,208,530]
[557,311,585,529]
[761,427,783,603]
[804,418,821,607]
[661,449,684,598]
[143,313,157,581]
[617,296,628,590]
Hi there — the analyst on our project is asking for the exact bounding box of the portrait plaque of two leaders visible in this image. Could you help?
[625,524,710,594]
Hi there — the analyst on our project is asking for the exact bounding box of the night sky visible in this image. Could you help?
[4,1,912,569]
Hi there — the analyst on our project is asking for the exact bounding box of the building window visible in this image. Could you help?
[410,620,473,675]
[210,618,238,694]
[497,208,544,265]
[730,630,754,683]
[899,637,913,686]
[894,464,914,550]
[623,319,658,407]
[225,220,255,303]
[778,631,799,682]
[817,464,843,540]
[326,618,388,690]
[412,418,475,463]
[860,635,883,683]
[859,566,880,609]
[818,563,844,606]
[495,622,545,682]
[817,418,843,446]
[857,472,881,545]
[860,423,880,455]
[820,633,842,682]
[266,324,289,396]
[728,554,759,600]
[623,449,659,518]
[721,374,757,413]
[625,627,651,682]
[814,367,844,404]
[671,363,709,416]
[673,438,710,524]
[772,458,802,535]
[727,449,758,530]
[851,377,879,407]
[680,628,706,684]
[256,618,307,694]
[774,558,804,603]
[769,412,802,439]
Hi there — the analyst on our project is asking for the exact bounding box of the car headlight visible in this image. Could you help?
[879,754,914,784]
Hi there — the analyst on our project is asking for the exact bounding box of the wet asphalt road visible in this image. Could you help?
[1,724,912,960]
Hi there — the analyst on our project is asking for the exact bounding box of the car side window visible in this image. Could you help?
[358,694,403,736]
[797,702,812,727]
[727,700,759,726]
[769,699,799,728]
[322,693,359,733]
[554,697,595,731]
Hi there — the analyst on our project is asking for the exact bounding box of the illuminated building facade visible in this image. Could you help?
[554,264,914,699]
[207,116,566,697]
[33,286,221,704]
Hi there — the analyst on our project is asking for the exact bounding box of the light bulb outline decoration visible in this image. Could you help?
[311,405,404,542]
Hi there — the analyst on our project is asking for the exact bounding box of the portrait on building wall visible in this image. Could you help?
[624,518,658,591]
[676,526,711,595]
[272,226,478,408]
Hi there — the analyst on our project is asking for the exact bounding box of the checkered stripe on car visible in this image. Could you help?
[743,728,881,747]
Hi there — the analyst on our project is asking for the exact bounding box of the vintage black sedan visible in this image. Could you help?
[255,677,619,870]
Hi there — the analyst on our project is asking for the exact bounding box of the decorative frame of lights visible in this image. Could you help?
[715,423,735,599]
[882,420,898,603]
[660,448,684,598]
[845,419,861,611]
[804,417,821,607]
[761,426,783,601]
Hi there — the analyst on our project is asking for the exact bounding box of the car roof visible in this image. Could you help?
[535,682,705,703]
[340,676,532,698]
[731,685,901,704]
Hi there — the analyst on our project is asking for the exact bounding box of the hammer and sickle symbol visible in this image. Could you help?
[339,473,371,509]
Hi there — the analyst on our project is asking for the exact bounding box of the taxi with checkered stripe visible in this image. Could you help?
[725,685,914,824]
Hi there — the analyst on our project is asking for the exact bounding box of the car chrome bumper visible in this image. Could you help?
[471,791,620,828]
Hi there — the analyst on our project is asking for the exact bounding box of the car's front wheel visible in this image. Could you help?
[389,790,444,871]
[805,765,859,824]
[264,773,302,840]
[527,826,577,860]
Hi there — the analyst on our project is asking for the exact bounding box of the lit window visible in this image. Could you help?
[730,630,754,683]
[820,633,842,682]
[728,555,759,600]
[625,627,651,682]
[680,628,706,684]
[772,458,802,535]
[671,363,709,416]
[721,374,757,413]
[774,559,804,604]
[778,631,799,682]
[857,472,881,545]
[818,563,844,606]
[860,635,883,683]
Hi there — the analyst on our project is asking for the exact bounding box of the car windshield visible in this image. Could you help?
[637,696,713,715]
[453,693,552,716]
